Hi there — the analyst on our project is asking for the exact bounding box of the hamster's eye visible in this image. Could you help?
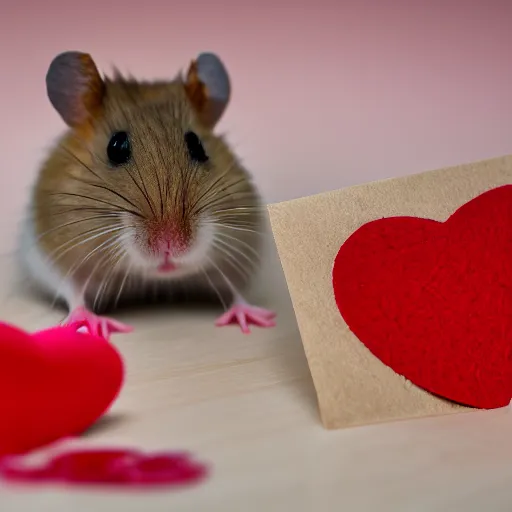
[107,131,131,166]
[184,131,208,164]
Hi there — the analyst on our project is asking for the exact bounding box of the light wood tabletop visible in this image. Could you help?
[0,237,512,512]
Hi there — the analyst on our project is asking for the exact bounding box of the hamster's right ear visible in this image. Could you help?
[184,53,231,129]
[46,51,106,128]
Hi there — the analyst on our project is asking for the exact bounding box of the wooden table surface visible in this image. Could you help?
[1,241,512,512]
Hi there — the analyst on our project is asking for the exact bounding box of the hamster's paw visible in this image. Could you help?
[215,300,276,334]
[64,306,133,341]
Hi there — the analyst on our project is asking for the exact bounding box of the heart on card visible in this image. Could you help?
[332,185,512,409]
[0,323,124,455]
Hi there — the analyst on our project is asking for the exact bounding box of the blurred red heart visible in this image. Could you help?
[0,323,124,455]
[333,185,512,409]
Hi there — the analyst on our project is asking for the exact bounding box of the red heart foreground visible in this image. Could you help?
[0,323,124,455]
[333,185,512,409]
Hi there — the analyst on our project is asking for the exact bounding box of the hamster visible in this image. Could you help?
[18,50,276,339]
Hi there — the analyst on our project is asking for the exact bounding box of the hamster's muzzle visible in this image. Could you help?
[119,212,215,278]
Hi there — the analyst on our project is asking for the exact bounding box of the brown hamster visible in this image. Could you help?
[18,50,276,339]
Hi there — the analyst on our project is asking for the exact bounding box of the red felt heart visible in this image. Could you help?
[332,185,512,409]
[0,323,124,455]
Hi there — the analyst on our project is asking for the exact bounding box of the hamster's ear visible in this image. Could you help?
[46,51,106,128]
[184,53,231,129]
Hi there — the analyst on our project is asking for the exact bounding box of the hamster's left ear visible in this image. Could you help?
[46,51,105,128]
[184,53,231,129]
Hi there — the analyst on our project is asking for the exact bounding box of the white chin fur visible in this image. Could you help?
[122,219,216,280]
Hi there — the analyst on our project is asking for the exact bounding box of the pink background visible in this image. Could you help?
[0,0,511,240]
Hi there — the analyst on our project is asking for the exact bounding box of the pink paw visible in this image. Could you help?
[215,303,276,334]
[64,306,133,341]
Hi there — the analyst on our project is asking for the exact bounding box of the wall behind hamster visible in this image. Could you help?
[0,0,511,246]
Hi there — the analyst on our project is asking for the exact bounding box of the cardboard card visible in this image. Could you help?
[267,154,512,429]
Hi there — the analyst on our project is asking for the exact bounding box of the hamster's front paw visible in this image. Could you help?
[64,306,133,341]
[215,298,276,334]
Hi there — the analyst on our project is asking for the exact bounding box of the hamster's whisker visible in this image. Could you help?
[114,258,133,309]
[45,225,128,269]
[125,167,157,217]
[147,127,166,218]
[127,155,158,218]
[51,237,124,311]
[81,234,130,311]
[189,174,224,213]
[210,217,263,228]
[215,214,262,223]
[209,215,259,223]
[83,255,121,313]
[50,234,125,311]
[28,214,121,249]
[207,221,264,237]
[60,146,143,214]
[136,174,157,219]
[189,161,238,214]
[46,206,123,218]
[212,235,260,269]
[214,231,262,261]
[82,144,156,218]
[213,206,263,215]
[127,169,155,213]
[93,246,127,312]
[151,154,165,218]
[209,210,264,224]
[175,165,187,223]
[44,224,122,263]
[153,110,191,207]
[199,262,227,310]
[211,240,257,281]
[49,192,144,219]
[210,184,259,200]
[64,232,127,285]
[183,161,200,222]
[210,220,263,231]
[173,164,190,223]
[76,241,124,298]
[197,195,259,217]
[58,144,104,181]
[153,111,173,183]
[68,174,142,215]
[150,106,190,213]
[193,176,251,215]
[204,255,241,306]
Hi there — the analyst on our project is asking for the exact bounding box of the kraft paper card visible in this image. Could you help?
[267,154,512,429]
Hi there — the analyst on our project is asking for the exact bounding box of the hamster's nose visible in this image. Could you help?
[156,238,189,259]
[156,239,172,255]
[147,222,190,257]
